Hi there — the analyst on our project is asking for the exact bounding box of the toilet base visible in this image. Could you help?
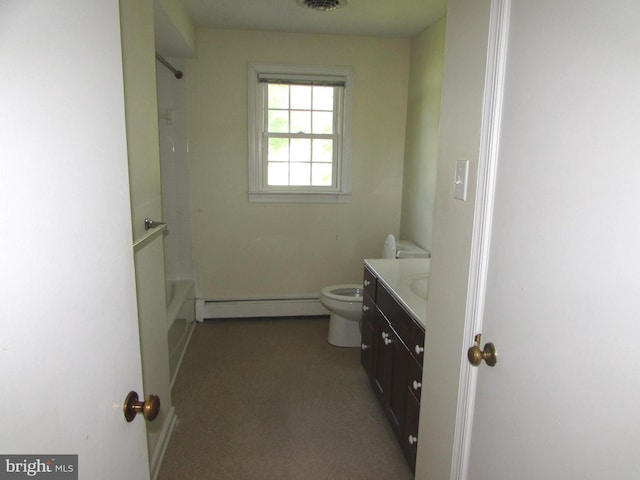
[327,312,361,347]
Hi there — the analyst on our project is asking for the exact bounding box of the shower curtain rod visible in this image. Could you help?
[155,52,183,79]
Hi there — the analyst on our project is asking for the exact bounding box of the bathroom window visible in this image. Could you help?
[248,63,352,203]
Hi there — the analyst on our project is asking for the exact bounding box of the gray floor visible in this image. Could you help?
[157,317,413,479]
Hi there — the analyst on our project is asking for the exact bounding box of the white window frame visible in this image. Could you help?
[248,63,353,203]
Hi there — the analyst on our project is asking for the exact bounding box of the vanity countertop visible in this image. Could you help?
[364,258,430,329]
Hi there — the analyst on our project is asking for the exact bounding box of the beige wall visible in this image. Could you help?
[187,29,411,299]
[415,0,492,478]
[399,17,446,252]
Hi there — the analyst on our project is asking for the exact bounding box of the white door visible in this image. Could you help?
[464,0,640,478]
[0,2,150,478]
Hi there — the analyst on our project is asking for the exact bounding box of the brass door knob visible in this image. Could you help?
[467,334,498,367]
[123,391,161,422]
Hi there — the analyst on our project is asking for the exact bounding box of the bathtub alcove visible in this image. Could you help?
[157,55,196,387]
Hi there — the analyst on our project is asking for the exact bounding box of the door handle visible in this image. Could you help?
[123,391,160,422]
[467,334,498,367]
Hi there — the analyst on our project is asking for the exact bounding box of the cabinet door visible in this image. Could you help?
[375,316,410,440]
[387,327,410,440]
[403,388,420,472]
[360,303,375,382]
[373,308,391,405]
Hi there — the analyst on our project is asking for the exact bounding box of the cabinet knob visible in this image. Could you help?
[412,380,422,391]
[415,344,424,355]
[363,305,370,312]
[384,336,393,346]
[361,343,369,351]
[408,435,418,446]
[381,331,388,340]
[364,279,371,286]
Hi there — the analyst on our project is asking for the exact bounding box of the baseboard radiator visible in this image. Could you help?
[195,295,328,322]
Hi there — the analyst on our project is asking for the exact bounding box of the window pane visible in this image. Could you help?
[290,111,311,134]
[312,139,333,163]
[312,111,333,134]
[291,138,311,162]
[251,67,350,199]
[312,163,332,186]
[268,162,289,186]
[268,84,289,109]
[290,162,311,186]
[268,138,289,162]
[268,110,289,133]
[313,86,334,110]
[290,85,311,110]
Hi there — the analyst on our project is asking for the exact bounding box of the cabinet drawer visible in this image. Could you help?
[407,356,423,401]
[363,267,376,300]
[376,283,413,345]
[362,292,375,323]
[410,324,425,364]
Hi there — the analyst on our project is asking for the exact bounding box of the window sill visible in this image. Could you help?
[248,192,351,203]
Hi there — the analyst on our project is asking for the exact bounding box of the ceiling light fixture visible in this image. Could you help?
[296,0,347,12]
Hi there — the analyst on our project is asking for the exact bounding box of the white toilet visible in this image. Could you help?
[320,234,429,347]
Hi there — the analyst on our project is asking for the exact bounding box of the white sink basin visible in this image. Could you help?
[408,274,429,300]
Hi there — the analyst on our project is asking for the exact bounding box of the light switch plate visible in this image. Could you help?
[454,160,469,201]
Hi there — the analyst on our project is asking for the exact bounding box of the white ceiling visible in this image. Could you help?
[179,0,447,38]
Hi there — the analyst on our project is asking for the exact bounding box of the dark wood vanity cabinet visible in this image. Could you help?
[360,265,425,472]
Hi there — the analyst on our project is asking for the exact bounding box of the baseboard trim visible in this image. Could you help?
[196,296,328,321]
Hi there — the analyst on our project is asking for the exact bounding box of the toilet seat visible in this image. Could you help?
[320,284,363,302]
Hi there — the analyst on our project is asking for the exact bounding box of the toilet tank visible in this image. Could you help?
[396,240,430,258]
[382,234,430,259]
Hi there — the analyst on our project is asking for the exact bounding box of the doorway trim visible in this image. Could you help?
[449,1,511,479]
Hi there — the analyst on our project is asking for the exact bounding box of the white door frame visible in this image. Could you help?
[449,1,511,479]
